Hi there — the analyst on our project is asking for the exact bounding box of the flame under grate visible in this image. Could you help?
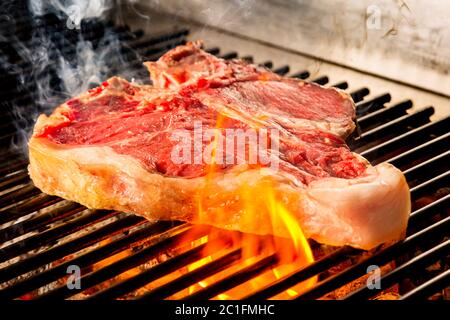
[0,12,449,300]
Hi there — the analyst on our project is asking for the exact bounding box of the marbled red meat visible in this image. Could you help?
[36,77,366,184]
[35,41,363,184]
[147,41,355,137]
[28,42,410,250]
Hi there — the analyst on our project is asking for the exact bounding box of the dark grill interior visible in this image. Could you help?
[0,12,448,300]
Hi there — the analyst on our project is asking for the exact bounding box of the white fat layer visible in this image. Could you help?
[30,138,410,250]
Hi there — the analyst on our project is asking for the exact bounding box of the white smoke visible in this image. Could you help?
[4,0,142,155]
[27,0,116,96]
[29,0,112,20]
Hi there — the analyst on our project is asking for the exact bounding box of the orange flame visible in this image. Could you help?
[177,112,317,299]
[78,112,318,300]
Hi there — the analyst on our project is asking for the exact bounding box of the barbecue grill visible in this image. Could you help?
[0,3,449,301]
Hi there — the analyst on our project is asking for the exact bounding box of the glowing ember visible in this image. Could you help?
[175,181,317,299]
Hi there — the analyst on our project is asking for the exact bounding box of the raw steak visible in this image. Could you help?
[145,41,355,138]
[28,42,410,250]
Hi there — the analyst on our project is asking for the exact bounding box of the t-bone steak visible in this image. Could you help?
[28,41,410,250]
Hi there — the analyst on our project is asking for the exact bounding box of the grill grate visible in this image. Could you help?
[0,15,448,301]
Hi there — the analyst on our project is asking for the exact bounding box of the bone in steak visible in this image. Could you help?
[28,42,410,250]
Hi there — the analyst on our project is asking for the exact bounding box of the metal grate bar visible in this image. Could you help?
[1,25,144,77]
[0,210,117,264]
[139,248,243,300]
[343,239,450,300]
[273,65,290,75]
[357,100,413,130]
[128,29,189,50]
[387,132,450,169]
[0,170,29,192]
[359,106,434,141]
[0,151,25,163]
[0,215,144,284]
[34,222,189,300]
[292,216,449,300]
[185,254,279,300]
[290,70,310,79]
[409,194,449,221]
[403,150,450,182]
[260,61,273,69]
[0,221,181,300]
[0,202,85,245]
[356,93,391,117]
[220,52,238,60]
[352,107,436,151]
[311,76,329,85]
[240,56,254,63]
[360,116,449,162]
[242,246,357,300]
[0,159,28,177]
[134,38,187,60]
[400,268,450,300]
[332,82,348,89]
[410,171,449,201]
[105,40,188,77]
[89,240,220,299]
[205,47,220,55]
[350,88,370,103]
[0,184,44,211]
[0,194,61,226]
